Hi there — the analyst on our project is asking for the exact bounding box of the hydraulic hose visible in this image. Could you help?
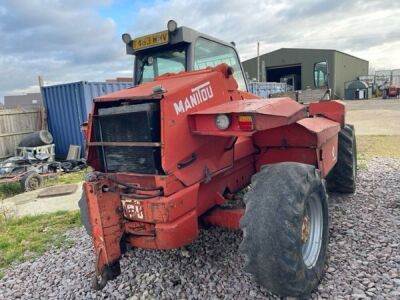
[87,171,164,193]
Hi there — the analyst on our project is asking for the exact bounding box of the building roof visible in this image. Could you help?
[243,47,368,63]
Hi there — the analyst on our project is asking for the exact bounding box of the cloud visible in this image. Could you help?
[0,0,130,101]
[130,0,400,65]
[1,0,400,102]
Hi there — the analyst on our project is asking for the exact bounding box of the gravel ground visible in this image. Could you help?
[0,158,399,300]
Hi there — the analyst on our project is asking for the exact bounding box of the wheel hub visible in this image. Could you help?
[28,178,39,190]
[301,214,310,242]
[301,194,323,269]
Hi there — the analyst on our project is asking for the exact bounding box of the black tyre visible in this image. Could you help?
[326,124,357,193]
[240,162,329,298]
[20,171,43,192]
[78,192,92,236]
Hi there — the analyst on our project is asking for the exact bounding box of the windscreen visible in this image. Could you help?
[136,47,186,84]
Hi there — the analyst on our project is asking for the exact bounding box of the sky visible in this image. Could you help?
[1,0,400,102]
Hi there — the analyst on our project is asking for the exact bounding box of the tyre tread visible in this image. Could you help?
[240,162,329,297]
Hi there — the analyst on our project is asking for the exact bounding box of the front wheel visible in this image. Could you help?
[240,162,329,298]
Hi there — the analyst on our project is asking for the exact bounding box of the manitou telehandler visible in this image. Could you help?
[79,20,357,298]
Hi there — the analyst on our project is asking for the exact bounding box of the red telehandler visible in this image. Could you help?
[79,20,356,298]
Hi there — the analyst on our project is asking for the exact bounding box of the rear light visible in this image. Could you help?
[238,115,254,131]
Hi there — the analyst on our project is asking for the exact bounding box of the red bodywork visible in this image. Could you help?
[83,64,344,277]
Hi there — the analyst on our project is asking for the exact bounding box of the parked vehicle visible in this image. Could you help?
[79,21,356,298]
[384,85,400,98]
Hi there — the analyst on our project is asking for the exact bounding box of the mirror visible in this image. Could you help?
[146,56,154,66]
[314,61,328,88]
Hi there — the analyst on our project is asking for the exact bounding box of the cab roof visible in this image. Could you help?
[126,26,235,55]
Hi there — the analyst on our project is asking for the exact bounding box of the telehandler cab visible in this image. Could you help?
[79,20,357,297]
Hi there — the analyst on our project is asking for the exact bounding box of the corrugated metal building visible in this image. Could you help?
[242,48,369,99]
[42,81,132,158]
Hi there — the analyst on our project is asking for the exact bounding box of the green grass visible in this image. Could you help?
[44,170,86,186]
[0,182,22,200]
[0,210,80,275]
[356,135,400,170]
[0,170,86,201]
[357,135,400,159]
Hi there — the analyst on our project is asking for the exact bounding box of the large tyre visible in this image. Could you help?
[326,124,357,193]
[78,192,92,236]
[240,162,329,298]
[20,171,43,192]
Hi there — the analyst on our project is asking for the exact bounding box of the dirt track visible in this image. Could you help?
[345,99,400,135]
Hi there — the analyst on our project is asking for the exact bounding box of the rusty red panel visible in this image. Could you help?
[201,208,244,230]
[95,68,220,102]
[189,98,306,136]
[191,97,304,116]
[84,182,123,274]
[255,148,317,171]
[234,137,256,160]
[128,210,198,249]
[101,172,185,197]
[318,134,339,177]
[121,183,199,223]
[159,65,242,187]
[254,118,340,147]
[254,117,340,177]
[296,117,340,146]
[309,100,346,127]
[195,157,254,216]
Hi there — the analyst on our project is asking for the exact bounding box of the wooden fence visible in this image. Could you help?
[0,106,46,159]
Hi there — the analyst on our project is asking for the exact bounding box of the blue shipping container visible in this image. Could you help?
[42,81,132,158]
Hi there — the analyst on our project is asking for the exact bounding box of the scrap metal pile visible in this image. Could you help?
[0,130,86,191]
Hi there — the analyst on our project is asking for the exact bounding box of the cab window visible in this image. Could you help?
[194,38,246,90]
[137,48,186,84]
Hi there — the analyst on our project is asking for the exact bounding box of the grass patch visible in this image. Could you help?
[356,135,400,170]
[357,160,368,170]
[0,210,80,272]
[357,135,400,159]
[0,170,86,201]
[0,182,22,200]
[44,170,86,186]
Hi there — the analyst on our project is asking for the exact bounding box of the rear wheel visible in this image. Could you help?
[240,162,329,298]
[326,124,357,193]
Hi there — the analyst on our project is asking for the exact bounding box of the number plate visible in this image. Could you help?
[121,198,145,220]
[132,31,169,50]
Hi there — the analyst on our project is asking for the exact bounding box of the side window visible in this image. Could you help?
[314,61,328,88]
[157,53,185,75]
[194,38,246,90]
[142,64,155,83]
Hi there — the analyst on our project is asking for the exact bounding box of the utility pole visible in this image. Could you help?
[37,75,47,130]
[257,42,260,82]
[38,75,44,88]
